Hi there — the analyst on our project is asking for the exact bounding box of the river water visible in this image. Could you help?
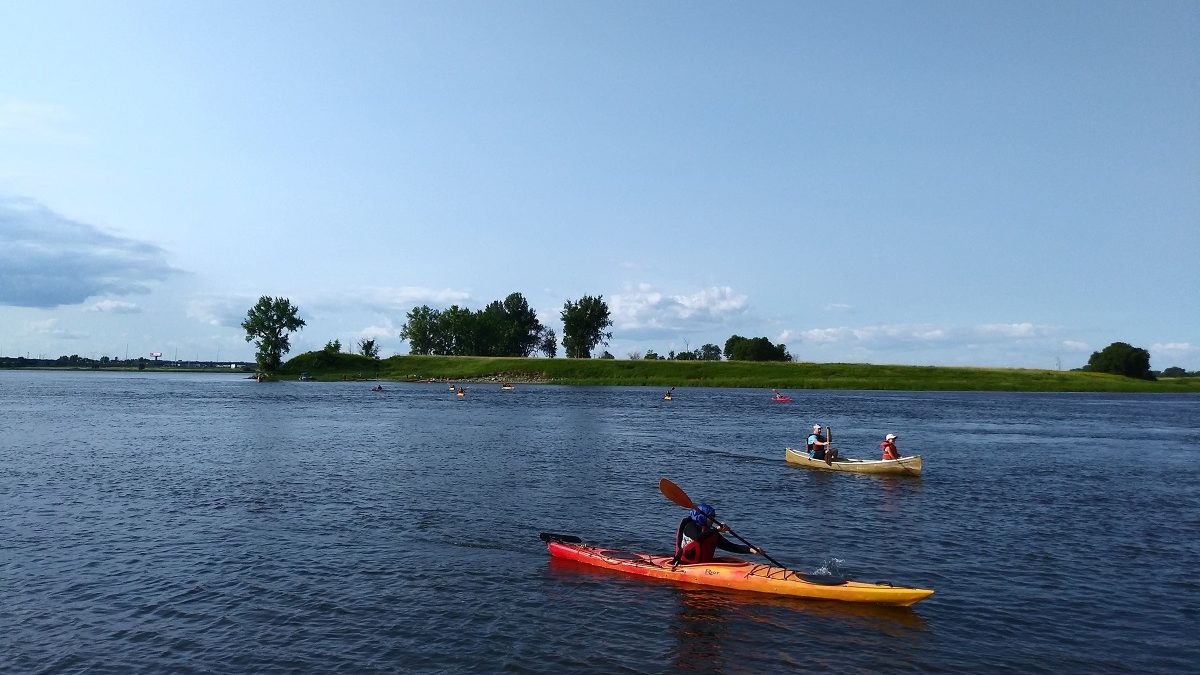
[1,371,1196,673]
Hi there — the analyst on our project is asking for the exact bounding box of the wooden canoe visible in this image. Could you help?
[785,447,923,476]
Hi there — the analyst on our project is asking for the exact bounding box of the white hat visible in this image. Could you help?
[885,433,897,441]
[812,424,822,431]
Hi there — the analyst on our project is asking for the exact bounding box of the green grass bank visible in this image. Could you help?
[279,352,1200,393]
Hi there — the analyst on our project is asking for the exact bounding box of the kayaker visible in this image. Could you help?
[673,502,760,565]
[807,424,838,463]
[880,433,900,460]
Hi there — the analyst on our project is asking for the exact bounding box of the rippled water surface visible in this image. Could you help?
[2,371,1197,673]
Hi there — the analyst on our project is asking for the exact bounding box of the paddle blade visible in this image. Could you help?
[659,478,695,509]
[539,532,582,544]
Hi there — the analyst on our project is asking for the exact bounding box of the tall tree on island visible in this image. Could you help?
[242,296,306,373]
[560,295,613,358]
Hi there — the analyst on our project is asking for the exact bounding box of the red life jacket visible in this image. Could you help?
[881,440,899,460]
[675,518,718,564]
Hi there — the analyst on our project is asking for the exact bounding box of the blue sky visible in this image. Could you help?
[2,1,1197,369]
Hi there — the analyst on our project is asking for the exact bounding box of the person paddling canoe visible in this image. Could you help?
[673,502,760,565]
[807,424,838,463]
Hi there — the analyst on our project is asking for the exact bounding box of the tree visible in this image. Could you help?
[498,292,545,356]
[400,305,441,355]
[699,343,722,361]
[324,339,342,353]
[439,305,479,356]
[561,295,613,358]
[538,328,558,358]
[358,337,380,359]
[1160,366,1189,378]
[644,349,662,360]
[242,296,306,372]
[724,335,791,361]
[599,350,615,359]
[1086,342,1152,379]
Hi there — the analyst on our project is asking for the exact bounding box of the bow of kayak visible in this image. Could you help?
[544,537,933,606]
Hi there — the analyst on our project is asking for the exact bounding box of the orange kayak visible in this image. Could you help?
[542,534,933,606]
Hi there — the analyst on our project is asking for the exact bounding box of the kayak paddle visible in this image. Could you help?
[657,478,787,569]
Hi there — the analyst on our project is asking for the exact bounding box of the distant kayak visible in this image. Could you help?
[663,394,673,401]
[771,395,792,403]
[542,534,933,606]
[785,447,923,476]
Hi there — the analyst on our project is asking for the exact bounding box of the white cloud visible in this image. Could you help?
[311,286,471,314]
[1062,340,1090,351]
[800,324,951,346]
[87,299,140,314]
[611,283,748,331]
[1152,342,1197,358]
[359,319,399,340]
[823,303,853,312]
[187,295,253,327]
[800,327,853,344]
[0,101,86,143]
[976,322,1049,338]
[25,318,88,340]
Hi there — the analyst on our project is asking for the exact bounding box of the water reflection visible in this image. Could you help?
[667,588,929,671]
[670,591,730,671]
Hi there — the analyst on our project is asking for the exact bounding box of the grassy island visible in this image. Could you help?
[278,352,1200,393]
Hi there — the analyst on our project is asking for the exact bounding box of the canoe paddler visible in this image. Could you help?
[880,433,900,460]
[672,502,760,565]
[807,424,838,463]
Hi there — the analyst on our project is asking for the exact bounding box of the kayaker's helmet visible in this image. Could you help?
[885,433,897,441]
[690,503,716,528]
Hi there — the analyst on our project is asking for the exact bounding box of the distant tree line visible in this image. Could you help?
[0,355,254,371]
[1066,341,1195,379]
[633,344,721,361]
[628,335,791,362]
[399,292,614,359]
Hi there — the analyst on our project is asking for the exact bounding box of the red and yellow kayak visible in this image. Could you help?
[543,536,933,606]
